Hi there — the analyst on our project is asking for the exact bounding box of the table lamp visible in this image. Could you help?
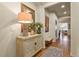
[18,11,33,36]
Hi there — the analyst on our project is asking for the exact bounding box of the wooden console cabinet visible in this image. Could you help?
[16,34,43,57]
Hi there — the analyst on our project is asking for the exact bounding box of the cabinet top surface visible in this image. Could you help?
[16,34,42,40]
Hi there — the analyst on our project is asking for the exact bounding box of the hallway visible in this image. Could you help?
[52,33,71,56]
[36,33,70,57]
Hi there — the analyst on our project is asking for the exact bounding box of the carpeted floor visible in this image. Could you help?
[41,46,63,57]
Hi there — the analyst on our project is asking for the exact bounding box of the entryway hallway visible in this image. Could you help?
[35,33,70,57]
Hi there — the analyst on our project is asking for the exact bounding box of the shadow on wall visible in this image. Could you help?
[0,3,21,57]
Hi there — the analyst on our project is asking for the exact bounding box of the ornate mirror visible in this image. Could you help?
[20,3,35,32]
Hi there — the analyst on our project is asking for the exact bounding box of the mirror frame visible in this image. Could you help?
[21,3,35,22]
[20,3,35,32]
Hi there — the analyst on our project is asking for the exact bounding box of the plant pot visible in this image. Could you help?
[37,28,41,34]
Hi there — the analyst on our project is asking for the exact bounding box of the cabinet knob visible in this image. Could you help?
[35,42,37,45]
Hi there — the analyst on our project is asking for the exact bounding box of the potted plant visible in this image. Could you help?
[28,22,43,34]
[35,22,43,34]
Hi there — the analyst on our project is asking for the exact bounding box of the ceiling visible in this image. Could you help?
[45,2,70,18]
[59,17,71,23]
[32,2,50,7]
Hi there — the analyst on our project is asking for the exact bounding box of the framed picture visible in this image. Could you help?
[45,16,49,32]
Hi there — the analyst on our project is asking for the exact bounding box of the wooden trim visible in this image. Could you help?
[21,3,35,12]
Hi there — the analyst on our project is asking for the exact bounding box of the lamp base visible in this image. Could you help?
[23,30,28,36]
[22,23,28,36]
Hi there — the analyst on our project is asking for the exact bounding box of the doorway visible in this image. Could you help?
[45,2,71,56]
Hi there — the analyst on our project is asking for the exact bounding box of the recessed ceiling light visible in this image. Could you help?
[64,11,67,14]
[61,5,65,8]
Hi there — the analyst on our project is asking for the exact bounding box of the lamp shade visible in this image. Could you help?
[18,11,33,23]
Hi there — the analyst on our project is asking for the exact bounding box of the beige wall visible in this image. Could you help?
[0,3,21,57]
[45,11,58,41]
[35,6,45,48]
[45,11,53,41]
[44,3,59,41]
[36,5,59,42]
[71,2,79,56]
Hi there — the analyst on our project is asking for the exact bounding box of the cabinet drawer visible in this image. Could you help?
[23,39,35,57]
[35,36,43,51]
